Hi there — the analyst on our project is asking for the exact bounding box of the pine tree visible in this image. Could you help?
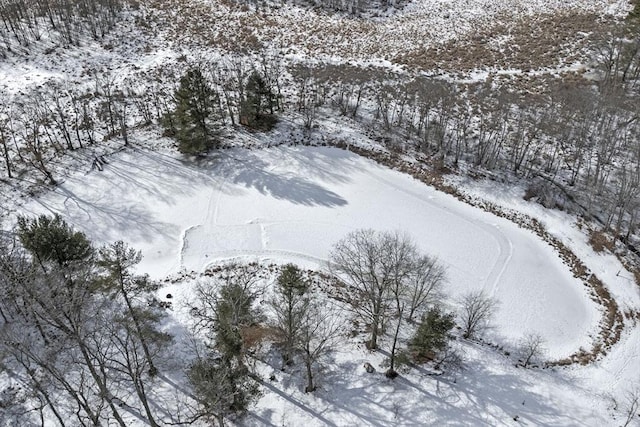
[409,305,455,363]
[214,281,257,365]
[240,71,277,130]
[188,356,260,427]
[165,68,220,156]
[270,264,310,368]
[16,214,93,269]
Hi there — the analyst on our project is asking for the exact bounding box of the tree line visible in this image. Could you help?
[0,215,170,426]
[1,26,639,247]
[0,0,131,56]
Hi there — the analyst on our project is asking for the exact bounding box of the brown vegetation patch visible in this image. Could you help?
[242,324,278,350]
[589,229,615,253]
[395,12,613,72]
[141,0,619,77]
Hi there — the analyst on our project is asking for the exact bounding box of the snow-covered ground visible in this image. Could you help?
[1,0,638,424]
[20,145,601,358]
[16,142,640,426]
[0,0,630,98]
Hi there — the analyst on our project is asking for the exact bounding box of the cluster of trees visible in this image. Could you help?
[0,214,170,426]
[183,235,501,425]
[3,20,639,245]
[329,229,456,377]
[0,56,282,183]
[289,0,408,15]
[328,229,548,375]
[0,0,130,55]
[0,217,547,425]
[269,264,343,392]
[0,74,144,184]
[162,63,278,155]
[186,263,343,426]
[289,60,640,247]
[187,264,263,427]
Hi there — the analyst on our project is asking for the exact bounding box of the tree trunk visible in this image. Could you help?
[388,306,404,375]
[304,358,315,393]
[122,289,157,376]
[369,319,379,350]
[77,343,127,427]
[134,376,159,427]
[0,127,12,178]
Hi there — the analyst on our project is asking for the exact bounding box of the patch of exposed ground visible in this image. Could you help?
[395,12,616,73]
[143,0,624,73]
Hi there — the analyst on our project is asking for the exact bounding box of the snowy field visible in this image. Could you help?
[21,145,600,358]
[1,0,638,423]
[15,144,640,425]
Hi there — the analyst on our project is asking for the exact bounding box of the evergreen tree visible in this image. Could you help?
[214,281,257,365]
[409,305,455,363]
[164,68,220,156]
[16,214,93,269]
[270,264,310,368]
[188,356,260,427]
[188,267,262,426]
[240,71,277,130]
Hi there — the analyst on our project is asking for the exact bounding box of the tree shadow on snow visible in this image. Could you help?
[315,347,595,427]
[214,149,351,207]
[21,186,177,245]
[400,361,590,426]
[253,379,338,426]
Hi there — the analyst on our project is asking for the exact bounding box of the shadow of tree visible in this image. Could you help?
[215,149,349,207]
[312,345,594,426]
[254,379,338,426]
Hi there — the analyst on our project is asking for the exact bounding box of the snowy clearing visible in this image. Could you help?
[21,145,601,359]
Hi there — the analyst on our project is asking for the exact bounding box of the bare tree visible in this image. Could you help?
[0,104,13,178]
[406,255,446,322]
[621,386,640,427]
[97,241,163,376]
[516,332,546,368]
[385,232,420,377]
[105,313,170,427]
[330,229,448,379]
[328,229,409,350]
[297,299,344,392]
[0,234,128,426]
[459,290,497,339]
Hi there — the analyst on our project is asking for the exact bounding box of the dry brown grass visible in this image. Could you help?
[142,0,619,79]
[242,324,277,351]
[395,12,614,73]
[589,229,615,253]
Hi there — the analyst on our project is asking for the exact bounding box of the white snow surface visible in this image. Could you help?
[22,145,600,359]
[15,144,640,425]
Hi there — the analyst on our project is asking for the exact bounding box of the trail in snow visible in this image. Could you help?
[22,146,599,358]
[363,166,515,297]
